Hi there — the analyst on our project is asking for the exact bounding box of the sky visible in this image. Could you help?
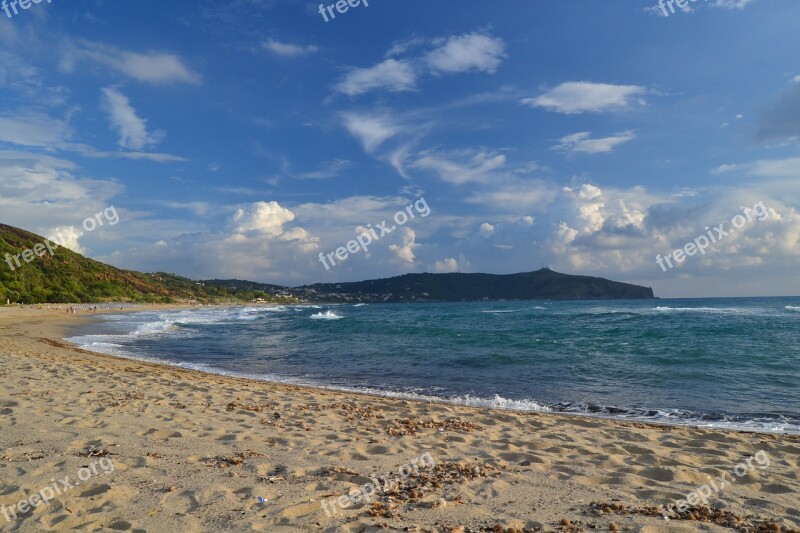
[0,0,799,297]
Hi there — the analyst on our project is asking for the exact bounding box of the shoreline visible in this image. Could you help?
[63,304,798,437]
[1,305,798,531]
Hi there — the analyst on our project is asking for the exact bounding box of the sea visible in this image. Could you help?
[65,297,800,434]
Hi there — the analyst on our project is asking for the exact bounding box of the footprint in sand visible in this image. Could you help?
[141,428,182,440]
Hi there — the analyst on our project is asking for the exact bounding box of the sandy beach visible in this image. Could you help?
[0,306,798,533]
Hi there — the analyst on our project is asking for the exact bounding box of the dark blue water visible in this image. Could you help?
[65,298,800,433]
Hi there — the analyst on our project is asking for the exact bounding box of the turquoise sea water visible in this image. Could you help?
[66,297,800,433]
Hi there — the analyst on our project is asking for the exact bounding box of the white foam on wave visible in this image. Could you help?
[482,306,546,314]
[451,394,553,412]
[653,306,751,314]
[66,305,305,351]
[310,310,344,320]
[785,306,800,311]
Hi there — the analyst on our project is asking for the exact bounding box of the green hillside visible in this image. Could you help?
[0,224,295,304]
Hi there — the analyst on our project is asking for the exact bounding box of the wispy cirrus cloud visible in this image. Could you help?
[646,0,759,16]
[335,59,417,96]
[521,82,648,114]
[299,159,352,180]
[712,0,759,9]
[342,113,401,153]
[410,148,507,185]
[553,130,636,154]
[262,39,318,57]
[0,113,72,147]
[101,87,164,151]
[61,40,201,85]
[712,157,800,178]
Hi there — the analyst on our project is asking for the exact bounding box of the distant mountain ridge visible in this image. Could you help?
[295,269,655,302]
[0,223,655,303]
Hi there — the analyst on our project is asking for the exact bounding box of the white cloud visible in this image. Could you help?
[648,0,759,15]
[466,179,559,212]
[335,59,417,96]
[385,37,426,58]
[553,130,636,154]
[479,223,495,237]
[712,0,758,9]
[743,158,800,178]
[69,144,186,162]
[410,148,506,184]
[161,202,210,216]
[425,33,506,75]
[336,31,505,97]
[62,41,201,85]
[231,201,298,237]
[388,227,418,263]
[712,157,800,179]
[793,75,800,84]
[711,163,740,174]
[300,159,352,180]
[430,257,460,273]
[342,113,399,153]
[522,82,647,114]
[101,88,164,151]
[262,39,318,57]
[0,113,72,147]
[47,226,86,255]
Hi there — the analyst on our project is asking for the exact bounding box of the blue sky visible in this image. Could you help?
[1,0,799,297]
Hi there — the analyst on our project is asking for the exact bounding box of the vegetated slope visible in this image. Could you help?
[0,224,175,303]
[0,224,296,304]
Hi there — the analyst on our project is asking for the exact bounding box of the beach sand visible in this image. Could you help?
[0,306,798,532]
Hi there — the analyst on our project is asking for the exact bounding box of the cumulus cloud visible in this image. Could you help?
[101,88,164,151]
[479,223,494,238]
[47,226,86,254]
[424,33,506,75]
[100,195,441,284]
[430,257,460,273]
[521,82,647,114]
[231,201,298,237]
[388,227,418,263]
